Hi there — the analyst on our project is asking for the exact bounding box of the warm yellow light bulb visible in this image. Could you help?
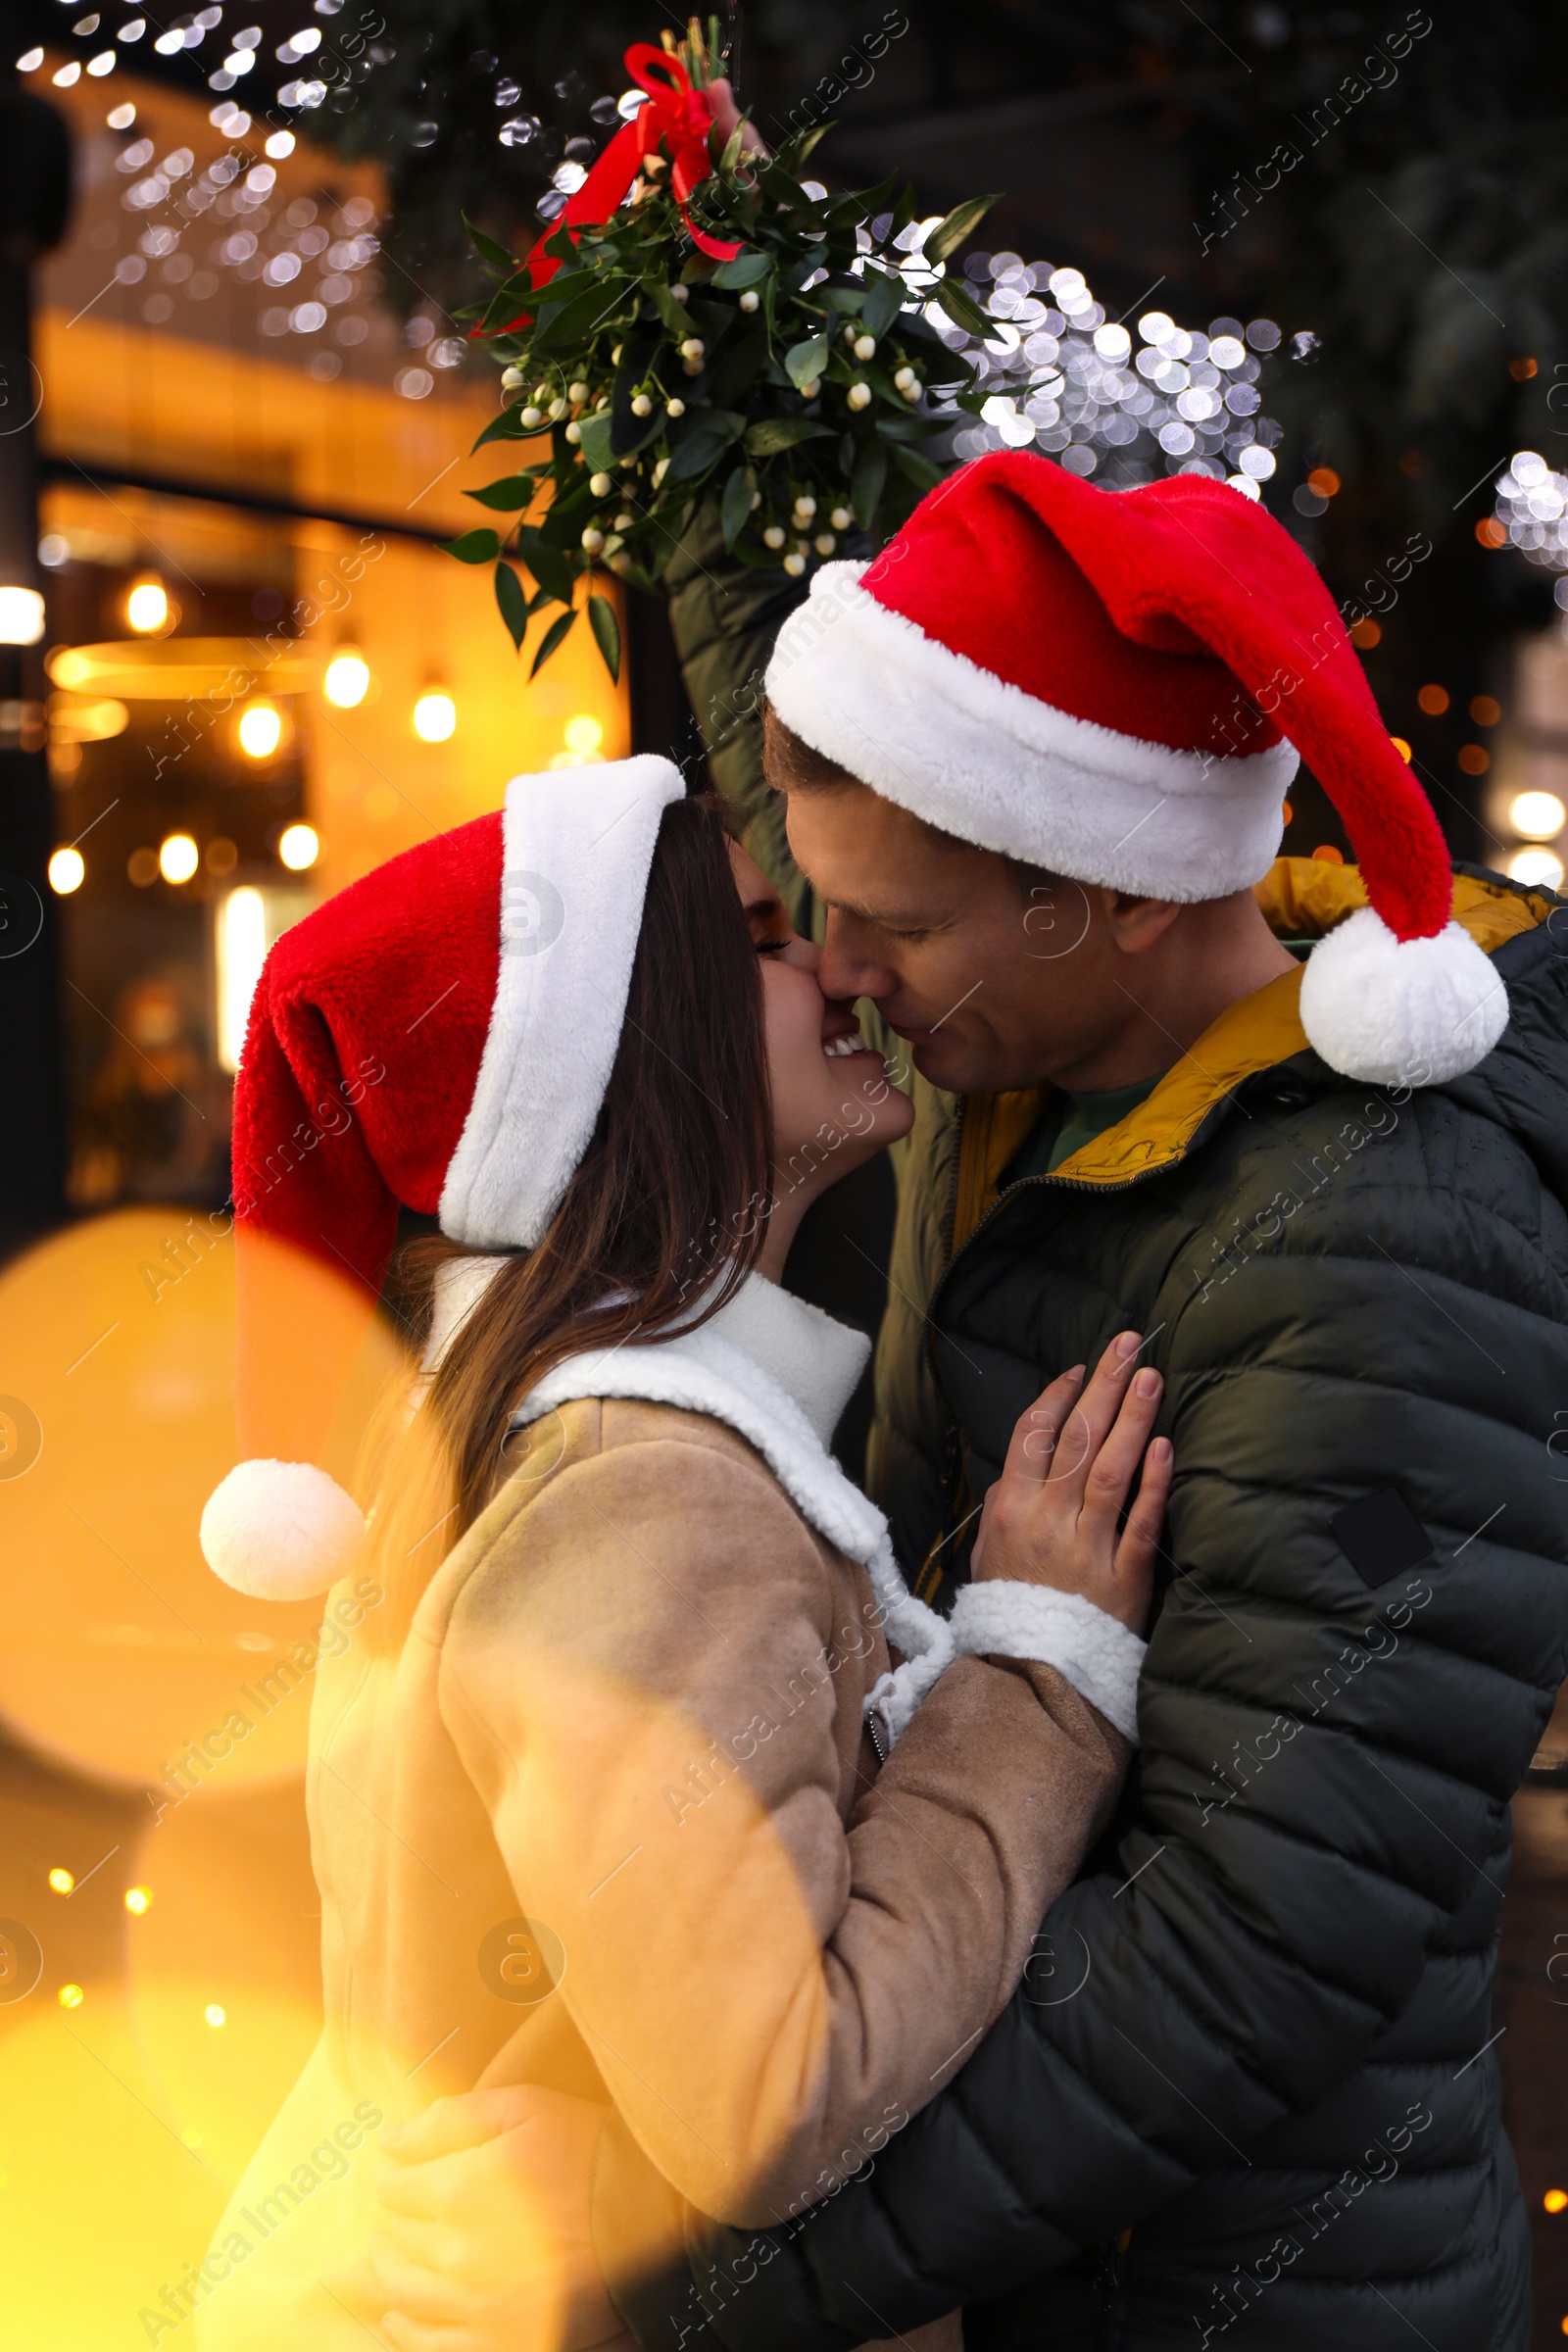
[238,700,284,760]
[413,690,456,743]
[58,1984,83,2009]
[323,650,370,709]
[47,847,84,895]
[277,822,319,872]
[124,1886,153,1915]
[125,575,169,634]
[1510,790,1566,840]
[1507,845,1564,891]
[205,2003,226,2029]
[47,1868,74,1894]
[564,713,604,756]
[159,832,199,885]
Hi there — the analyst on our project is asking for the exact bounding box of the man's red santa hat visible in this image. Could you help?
[199,754,684,1602]
[766,451,1506,1088]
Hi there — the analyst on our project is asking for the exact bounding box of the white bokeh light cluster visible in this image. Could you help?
[913,241,1287,495]
[1493,453,1568,600]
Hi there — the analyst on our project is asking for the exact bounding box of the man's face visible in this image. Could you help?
[783,781,1135,1097]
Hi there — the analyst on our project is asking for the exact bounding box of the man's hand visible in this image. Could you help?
[971,1331,1170,1633]
[706,77,770,161]
[367,2084,620,2352]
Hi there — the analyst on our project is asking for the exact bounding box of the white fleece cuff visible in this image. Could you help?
[949,1583,1146,1745]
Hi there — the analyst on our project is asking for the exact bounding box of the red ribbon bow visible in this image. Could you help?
[484,44,743,336]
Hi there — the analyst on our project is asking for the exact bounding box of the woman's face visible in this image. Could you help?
[730,842,914,1206]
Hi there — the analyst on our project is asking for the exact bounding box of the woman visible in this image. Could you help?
[195,756,1167,2352]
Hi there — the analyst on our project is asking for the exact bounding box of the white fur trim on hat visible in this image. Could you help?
[200,1458,366,1599]
[1298,906,1509,1086]
[948,1581,1147,1745]
[439,755,686,1251]
[765,564,1298,902]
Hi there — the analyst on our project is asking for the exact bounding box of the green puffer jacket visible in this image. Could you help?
[603,857,1568,2352]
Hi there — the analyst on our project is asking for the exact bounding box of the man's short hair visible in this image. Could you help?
[761,703,1064,901]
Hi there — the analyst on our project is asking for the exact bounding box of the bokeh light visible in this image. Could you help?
[277,822,319,871]
[237,700,284,760]
[413,688,457,741]
[1508,846,1565,890]
[47,848,84,896]
[1510,791,1566,838]
[322,649,369,708]
[158,832,199,885]
[564,713,604,756]
[124,575,170,634]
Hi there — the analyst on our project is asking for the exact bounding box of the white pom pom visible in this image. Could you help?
[1299,906,1509,1087]
[200,1459,366,1599]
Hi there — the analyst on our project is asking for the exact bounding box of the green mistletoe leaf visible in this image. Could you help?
[785,334,830,390]
[587,593,621,684]
[494,559,530,649]
[934,274,993,337]
[710,250,772,289]
[529,606,578,679]
[925,196,1001,268]
[442,527,501,564]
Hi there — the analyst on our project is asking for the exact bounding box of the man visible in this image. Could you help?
[377,456,1568,2350]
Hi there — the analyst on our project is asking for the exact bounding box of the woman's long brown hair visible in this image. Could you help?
[359,791,772,1637]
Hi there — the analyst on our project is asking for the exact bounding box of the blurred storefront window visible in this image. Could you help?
[33,62,629,1210]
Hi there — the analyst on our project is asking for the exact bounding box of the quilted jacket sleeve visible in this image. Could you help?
[603,1075,1568,2350]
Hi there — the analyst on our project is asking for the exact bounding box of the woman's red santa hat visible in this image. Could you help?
[199,754,684,1602]
[766,451,1506,1088]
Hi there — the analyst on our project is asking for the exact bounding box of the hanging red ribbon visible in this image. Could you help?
[480,44,744,336]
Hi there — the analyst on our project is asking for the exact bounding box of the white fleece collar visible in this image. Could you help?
[425,1260,1143,1748]
[702,1273,870,1452]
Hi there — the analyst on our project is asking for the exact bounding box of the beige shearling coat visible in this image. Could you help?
[195,1276,1130,2352]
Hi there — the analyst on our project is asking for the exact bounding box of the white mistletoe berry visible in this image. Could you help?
[671,282,689,303]
[564,418,582,442]
[567,380,588,403]
[763,524,786,549]
[847,381,872,411]
[666,397,686,416]
[814,532,836,555]
[589,471,612,497]
[501,366,524,389]
[520,406,543,428]
[782,551,807,575]
[679,336,705,362]
[798,376,821,399]
[609,550,633,574]
[652,455,671,487]
[631,392,653,416]
[739,288,760,312]
[830,506,852,530]
[580,526,605,553]
[853,333,876,361]
[793,494,817,519]
[894,366,917,392]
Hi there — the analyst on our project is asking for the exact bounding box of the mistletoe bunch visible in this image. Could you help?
[444,94,997,678]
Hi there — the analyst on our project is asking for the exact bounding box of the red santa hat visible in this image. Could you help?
[199,754,685,1602]
[766,452,1506,1088]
